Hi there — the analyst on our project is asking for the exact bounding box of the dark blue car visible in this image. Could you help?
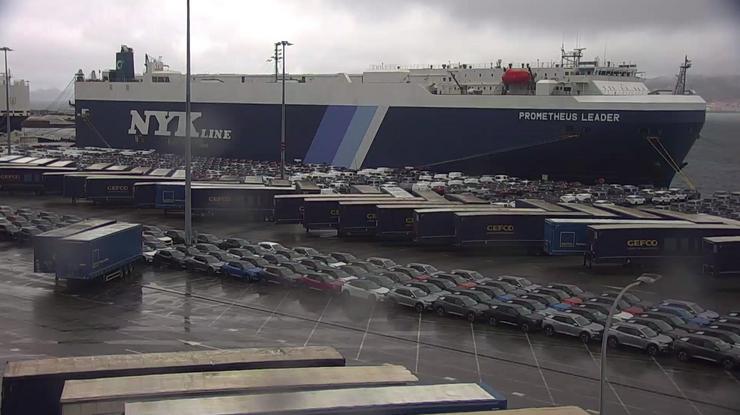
[221,260,264,281]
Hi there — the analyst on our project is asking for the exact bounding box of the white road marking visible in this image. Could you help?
[443,376,457,381]
[415,311,422,373]
[525,332,556,405]
[177,339,222,350]
[652,357,704,415]
[470,322,482,383]
[583,343,631,415]
[255,293,287,335]
[304,296,332,347]
[511,392,526,397]
[125,349,142,354]
[355,302,376,360]
[207,287,251,327]
[725,370,740,387]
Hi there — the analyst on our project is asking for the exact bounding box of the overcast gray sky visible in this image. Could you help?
[1,0,738,90]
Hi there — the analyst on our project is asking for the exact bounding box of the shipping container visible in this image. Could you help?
[453,211,586,249]
[0,165,76,193]
[337,200,443,237]
[32,219,117,272]
[84,175,182,204]
[350,184,383,194]
[303,197,403,231]
[381,185,414,198]
[273,194,394,224]
[58,171,138,200]
[132,182,159,208]
[543,219,691,256]
[414,207,544,245]
[702,236,740,277]
[60,365,416,415]
[412,189,448,202]
[124,383,507,415]
[585,223,740,267]
[375,204,456,241]
[54,222,142,281]
[446,193,489,204]
[192,184,295,220]
[597,205,663,219]
[516,199,572,212]
[640,208,730,224]
[557,203,618,217]
[295,180,321,194]
[0,346,345,415]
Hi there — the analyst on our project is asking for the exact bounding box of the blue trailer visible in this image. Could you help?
[544,218,690,256]
[33,219,116,272]
[585,223,740,267]
[54,223,142,281]
[702,236,740,277]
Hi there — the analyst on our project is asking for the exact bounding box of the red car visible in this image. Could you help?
[300,272,345,294]
[532,288,583,306]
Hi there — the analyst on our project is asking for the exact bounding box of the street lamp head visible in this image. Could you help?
[281,41,293,46]
[0,47,12,52]
[636,273,662,285]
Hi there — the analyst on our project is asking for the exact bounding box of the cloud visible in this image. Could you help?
[0,0,738,90]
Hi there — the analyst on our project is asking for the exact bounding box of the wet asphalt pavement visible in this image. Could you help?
[0,194,739,415]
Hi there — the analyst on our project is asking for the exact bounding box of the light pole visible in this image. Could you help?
[279,40,292,180]
[184,0,193,246]
[599,273,661,414]
[1,47,12,155]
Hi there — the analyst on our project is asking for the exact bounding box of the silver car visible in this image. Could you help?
[607,322,673,355]
[543,311,604,343]
[388,287,437,312]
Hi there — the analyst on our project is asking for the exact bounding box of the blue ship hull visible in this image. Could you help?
[75,100,704,186]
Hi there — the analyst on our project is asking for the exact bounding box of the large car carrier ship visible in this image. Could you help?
[74,45,706,186]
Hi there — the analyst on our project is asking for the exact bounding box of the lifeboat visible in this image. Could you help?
[501,69,531,84]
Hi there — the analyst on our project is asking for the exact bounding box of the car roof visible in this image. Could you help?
[679,333,724,343]
[613,322,649,330]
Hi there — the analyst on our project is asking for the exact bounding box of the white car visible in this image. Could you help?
[575,193,593,202]
[448,171,464,179]
[494,175,509,182]
[143,248,158,263]
[463,178,479,185]
[625,195,646,205]
[479,176,495,183]
[593,200,613,206]
[418,175,433,181]
[341,278,390,301]
[651,191,673,204]
[560,194,577,203]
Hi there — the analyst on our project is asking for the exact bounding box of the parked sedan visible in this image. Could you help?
[692,328,740,348]
[404,281,448,297]
[626,317,688,340]
[674,334,740,370]
[293,246,321,257]
[509,298,548,315]
[532,288,582,305]
[209,250,240,263]
[606,322,673,355]
[379,271,413,285]
[195,243,221,254]
[365,275,398,290]
[648,306,711,326]
[519,293,567,311]
[453,289,497,306]
[262,265,302,285]
[707,323,740,336]
[497,275,540,292]
[581,302,633,321]
[367,257,397,269]
[587,297,643,315]
[301,272,345,294]
[164,229,186,244]
[184,255,224,274]
[407,262,441,276]
[390,266,427,280]
[351,261,384,274]
[434,273,475,289]
[262,253,292,265]
[241,256,271,270]
[388,287,437,312]
[228,248,254,258]
[471,285,514,302]
[219,237,250,250]
[479,279,526,296]
[637,312,701,332]
[342,278,389,301]
[196,233,224,246]
[432,295,489,322]
[543,311,604,343]
[152,248,188,268]
[330,251,358,263]
[451,269,486,281]
[258,241,288,253]
[564,307,607,324]
[547,283,594,299]
[221,260,263,281]
[660,299,719,320]
[426,277,458,293]
[483,303,543,332]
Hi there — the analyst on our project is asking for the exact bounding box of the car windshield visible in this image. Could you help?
[410,289,424,298]
[373,276,394,286]
[651,320,672,331]
[715,340,732,351]
[423,284,442,293]
[203,257,219,263]
[364,281,380,289]
[687,303,704,313]
[640,327,658,338]
[459,296,477,306]
[474,292,492,302]
[573,316,591,326]
[570,286,584,295]
[518,307,532,315]
[519,278,532,286]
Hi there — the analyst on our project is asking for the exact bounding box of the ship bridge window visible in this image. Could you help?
[152,76,170,83]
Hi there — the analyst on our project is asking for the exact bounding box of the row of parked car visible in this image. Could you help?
[0,205,82,240]
[140,227,740,371]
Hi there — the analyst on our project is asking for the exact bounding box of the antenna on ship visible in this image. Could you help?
[673,55,692,95]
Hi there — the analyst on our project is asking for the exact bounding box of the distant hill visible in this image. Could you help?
[644,75,740,102]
